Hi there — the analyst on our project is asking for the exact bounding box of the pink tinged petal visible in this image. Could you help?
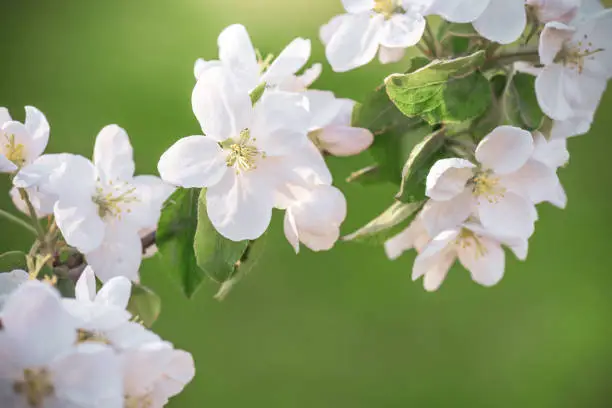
[158,349,196,397]
[158,135,228,189]
[384,218,430,260]
[193,58,221,80]
[291,184,347,235]
[473,0,526,44]
[251,91,310,156]
[325,13,384,72]
[279,140,333,193]
[420,189,475,237]
[329,98,357,127]
[192,66,253,142]
[378,46,406,64]
[551,115,593,139]
[261,38,311,86]
[315,126,374,156]
[299,228,341,252]
[466,222,530,261]
[217,24,260,91]
[23,106,49,160]
[412,229,460,281]
[75,266,97,302]
[532,132,569,168]
[1,281,77,366]
[54,198,106,253]
[457,234,505,287]
[96,276,132,309]
[379,12,426,48]
[284,209,301,253]
[320,14,347,45]
[342,0,375,13]
[426,158,475,201]
[539,21,575,65]
[51,343,123,408]
[297,63,323,88]
[536,65,575,120]
[501,160,560,204]
[426,0,491,23]
[527,0,580,23]
[206,169,275,241]
[475,126,534,174]
[0,107,11,125]
[93,125,135,182]
[85,223,143,282]
[477,192,537,239]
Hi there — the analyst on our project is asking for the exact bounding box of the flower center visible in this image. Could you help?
[13,368,54,408]
[125,394,154,408]
[3,134,27,167]
[224,129,262,173]
[470,170,506,203]
[92,180,139,219]
[555,36,604,74]
[77,329,111,345]
[373,0,401,18]
[456,229,488,258]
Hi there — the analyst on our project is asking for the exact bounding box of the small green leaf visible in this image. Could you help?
[346,165,386,186]
[396,129,448,203]
[156,188,205,298]
[194,189,249,284]
[385,51,491,126]
[343,201,424,245]
[0,251,27,272]
[250,82,267,105]
[502,72,545,130]
[127,284,161,328]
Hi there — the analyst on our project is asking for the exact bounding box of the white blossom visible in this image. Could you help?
[0,281,123,407]
[158,66,313,241]
[535,10,612,121]
[0,270,29,310]
[194,24,317,92]
[384,217,430,260]
[0,106,50,178]
[412,222,528,291]
[526,0,581,24]
[321,0,432,72]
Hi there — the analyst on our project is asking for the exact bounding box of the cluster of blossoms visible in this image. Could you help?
[0,268,194,406]
[0,0,610,405]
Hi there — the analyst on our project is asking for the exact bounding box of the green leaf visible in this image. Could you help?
[396,129,448,203]
[502,72,545,130]
[343,201,424,245]
[445,23,479,38]
[385,51,491,126]
[194,189,249,284]
[0,251,27,272]
[156,188,205,298]
[250,82,267,105]
[127,284,161,328]
[346,165,386,186]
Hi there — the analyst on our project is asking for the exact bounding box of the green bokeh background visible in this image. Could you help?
[2,1,612,406]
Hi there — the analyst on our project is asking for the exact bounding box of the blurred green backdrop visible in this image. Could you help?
[2,1,612,407]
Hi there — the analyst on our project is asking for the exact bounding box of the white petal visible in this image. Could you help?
[457,234,505,287]
[320,14,347,46]
[75,266,97,302]
[296,63,323,89]
[475,126,534,174]
[0,270,28,300]
[158,135,227,188]
[261,38,311,86]
[192,66,253,142]
[477,192,536,238]
[85,223,143,282]
[126,175,175,229]
[384,218,430,260]
[535,65,575,120]
[539,21,575,65]
[55,197,106,253]
[420,189,474,237]
[426,158,475,201]
[1,121,32,165]
[0,107,11,125]
[283,209,300,253]
[291,185,347,238]
[0,154,17,173]
[379,12,426,48]
[9,185,56,218]
[551,115,593,139]
[532,132,569,168]
[378,46,406,64]
[325,13,384,72]
[315,125,374,156]
[251,91,310,156]
[574,9,612,78]
[426,0,491,23]
[501,160,560,204]
[23,106,50,160]
[93,125,135,182]
[342,0,375,13]
[527,0,580,23]
[304,90,345,130]
[473,0,526,44]
[96,276,132,309]
[217,24,260,91]
[193,58,221,80]
[206,169,275,241]
[298,228,342,252]
[412,229,459,280]
[1,281,77,366]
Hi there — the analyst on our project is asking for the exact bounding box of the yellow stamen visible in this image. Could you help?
[14,368,54,408]
[76,329,111,345]
[125,394,154,408]
[555,36,604,74]
[373,0,398,18]
[471,170,506,203]
[93,181,139,219]
[456,229,488,258]
[3,134,27,167]
[225,129,262,172]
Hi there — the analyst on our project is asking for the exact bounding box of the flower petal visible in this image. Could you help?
[384,217,429,260]
[54,197,106,253]
[23,106,50,160]
[342,0,375,13]
[283,209,300,253]
[426,0,490,23]
[217,24,260,91]
[426,158,475,201]
[457,234,505,287]
[473,0,526,44]
[535,65,575,120]
[93,125,135,182]
[379,12,426,48]
[325,13,384,72]
[320,14,347,46]
[0,107,11,124]
[475,126,534,174]
[532,132,569,168]
[501,160,560,204]
[75,266,97,302]
[261,38,311,86]
[126,175,175,229]
[96,276,132,309]
[420,189,474,237]
[158,135,227,189]
[304,90,345,130]
[477,192,536,238]
[314,125,374,156]
[378,46,406,64]
[85,223,143,282]
[412,229,459,281]
[192,66,253,142]
[539,21,575,65]
[193,58,221,80]
[0,154,17,173]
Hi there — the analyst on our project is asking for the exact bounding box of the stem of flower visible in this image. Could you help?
[0,208,38,236]
[423,22,441,58]
[484,48,540,69]
[18,188,47,243]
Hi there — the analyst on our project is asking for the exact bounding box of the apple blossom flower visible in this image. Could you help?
[535,10,612,121]
[0,106,50,177]
[158,66,312,241]
[320,0,432,72]
[122,341,195,408]
[0,269,29,310]
[0,281,123,407]
[412,222,528,291]
[526,0,581,24]
[425,126,548,239]
[305,90,374,157]
[194,24,317,93]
